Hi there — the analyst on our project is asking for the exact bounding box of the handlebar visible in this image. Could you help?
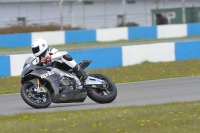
[33,62,53,71]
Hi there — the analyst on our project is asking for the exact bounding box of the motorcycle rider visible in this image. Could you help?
[31,38,88,82]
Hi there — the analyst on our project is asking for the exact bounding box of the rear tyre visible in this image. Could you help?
[87,74,117,103]
[21,82,52,109]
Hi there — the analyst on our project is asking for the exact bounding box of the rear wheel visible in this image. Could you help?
[21,82,52,109]
[87,74,117,103]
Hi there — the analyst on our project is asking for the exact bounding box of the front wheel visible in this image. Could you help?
[21,82,52,109]
[87,74,117,103]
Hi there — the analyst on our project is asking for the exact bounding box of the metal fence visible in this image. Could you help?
[0,0,197,30]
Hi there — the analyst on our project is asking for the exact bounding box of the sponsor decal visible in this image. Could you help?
[40,71,54,78]
[25,64,30,69]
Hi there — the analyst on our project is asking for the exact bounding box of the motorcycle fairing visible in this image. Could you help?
[30,69,61,83]
[56,89,87,103]
[26,69,87,103]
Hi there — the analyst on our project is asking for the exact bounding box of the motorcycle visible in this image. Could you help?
[20,57,117,109]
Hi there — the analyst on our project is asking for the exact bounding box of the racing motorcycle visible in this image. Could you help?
[20,57,117,109]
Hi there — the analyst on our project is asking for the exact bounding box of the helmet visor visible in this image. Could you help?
[32,46,39,54]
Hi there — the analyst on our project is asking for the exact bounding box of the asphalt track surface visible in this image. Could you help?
[0,76,200,115]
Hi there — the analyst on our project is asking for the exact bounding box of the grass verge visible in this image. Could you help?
[1,101,200,133]
[1,59,200,95]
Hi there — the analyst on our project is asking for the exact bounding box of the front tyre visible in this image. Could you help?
[87,74,117,103]
[21,82,52,109]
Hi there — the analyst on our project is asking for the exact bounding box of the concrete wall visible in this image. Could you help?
[0,23,200,47]
[32,31,65,45]
[157,24,187,39]
[1,40,200,77]
[96,27,128,42]
[122,42,175,66]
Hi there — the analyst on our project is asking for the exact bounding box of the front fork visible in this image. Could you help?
[35,78,47,93]
[36,78,40,87]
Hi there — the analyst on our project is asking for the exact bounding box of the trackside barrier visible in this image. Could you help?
[0,56,10,77]
[68,47,122,69]
[0,23,200,47]
[122,42,175,66]
[1,40,200,77]
[128,26,157,40]
[0,33,31,47]
[32,31,65,46]
[175,40,200,61]
[65,30,96,43]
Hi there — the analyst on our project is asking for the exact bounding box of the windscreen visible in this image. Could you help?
[23,57,35,68]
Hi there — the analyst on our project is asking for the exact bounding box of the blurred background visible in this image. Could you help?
[0,0,199,33]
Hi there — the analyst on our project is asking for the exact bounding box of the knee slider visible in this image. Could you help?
[62,54,73,61]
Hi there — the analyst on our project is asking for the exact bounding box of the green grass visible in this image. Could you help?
[1,35,200,52]
[1,101,200,133]
[1,59,200,95]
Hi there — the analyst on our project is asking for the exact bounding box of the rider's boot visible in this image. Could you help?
[73,65,88,82]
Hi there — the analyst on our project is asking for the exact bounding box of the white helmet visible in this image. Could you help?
[32,38,48,57]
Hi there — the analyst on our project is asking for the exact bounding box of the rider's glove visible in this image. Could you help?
[41,56,52,64]
[46,55,52,61]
